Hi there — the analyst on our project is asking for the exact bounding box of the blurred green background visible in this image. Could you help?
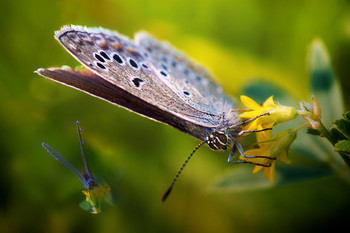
[1,0,350,232]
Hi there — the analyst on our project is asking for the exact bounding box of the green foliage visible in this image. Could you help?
[212,166,333,192]
[335,140,350,158]
[215,37,350,193]
[79,200,94,212]
[308,39,344,127]
[343,112,350,121]
[328,112,350,164]
[333,116,350,140]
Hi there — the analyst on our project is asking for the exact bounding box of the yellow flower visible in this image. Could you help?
[241,129,297,182]
[236,95,320,182]
[82,183,111,214]
[298,96,322,130]
[239,96,298,138]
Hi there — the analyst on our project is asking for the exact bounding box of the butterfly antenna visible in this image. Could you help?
[162,140,207,202]
[76,121,93,179]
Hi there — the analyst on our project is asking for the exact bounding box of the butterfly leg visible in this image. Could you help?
[227,144,237,162]
[228,159,272,167]
[237,112,270,126]
[238,127,272,136]
[227,140,275,167]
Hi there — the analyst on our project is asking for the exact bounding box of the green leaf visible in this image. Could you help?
[333,119,350,139]
[343,112,350,121]
[329,127,348,142]
[308,39,344,127]
[334,140,350,167]
[334,140,350,157]
[308,38,334,92]
[211,166,274,192]
[79,200,93,212]
[275,166,333,185]
[210,165,333,192]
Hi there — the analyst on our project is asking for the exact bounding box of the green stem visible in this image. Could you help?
[318,122,336,145]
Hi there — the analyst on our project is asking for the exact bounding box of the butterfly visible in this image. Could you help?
[42,121,111,213]
[36,25,272,201]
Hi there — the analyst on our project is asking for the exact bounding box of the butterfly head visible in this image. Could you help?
[83,175,96,189]
[206,119,244,151]
[206,131,230,150]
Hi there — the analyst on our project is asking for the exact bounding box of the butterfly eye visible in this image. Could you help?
[212,131,228,144]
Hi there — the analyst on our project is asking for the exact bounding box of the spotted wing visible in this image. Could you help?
[37,25,237,139]
[37,66,213,140]
[135,32,235,114]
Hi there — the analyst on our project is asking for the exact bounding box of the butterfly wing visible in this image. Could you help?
[37,67,213,140]
[134,32,235,113]
[37,25,238,140]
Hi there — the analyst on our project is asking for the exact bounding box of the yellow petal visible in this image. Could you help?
[245,120,258,131]
[278,151,291,164]
[244,148,264,156]
[262,96,276,107]
[312,96,321,120]
[240,95,261,110]
[239,148,262,161]
[256,128,272,143]
[252,165,263,174]
[238,111,258,119]
[264,162,276,182]
[82,189,92,202]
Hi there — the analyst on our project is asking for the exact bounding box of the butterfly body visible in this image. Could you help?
[37,26,276,200]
